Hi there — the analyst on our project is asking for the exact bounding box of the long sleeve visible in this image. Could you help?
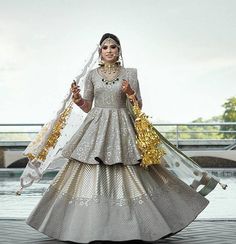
[128,68,142,102]
[83,71,94,101]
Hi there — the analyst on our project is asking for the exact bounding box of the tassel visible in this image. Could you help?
[16,187,23,196]
[219,182,228,190]
[129,98,165,168]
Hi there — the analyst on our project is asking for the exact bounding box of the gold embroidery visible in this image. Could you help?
[25,102,73,161]
[131,99,165,168]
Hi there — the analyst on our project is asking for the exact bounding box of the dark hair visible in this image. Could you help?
[99,33,120,46]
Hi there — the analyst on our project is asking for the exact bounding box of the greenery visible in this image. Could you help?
[159,116,223,140]
[221,97,236,139]
[177,117,223,140]
[159,96,236,140]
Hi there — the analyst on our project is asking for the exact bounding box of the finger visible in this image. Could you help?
[72,89,79,94]
[72,86,80,91]
[71,83,76,89]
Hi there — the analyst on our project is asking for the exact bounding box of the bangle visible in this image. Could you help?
[78,99,86,107]
[126,90,136,102]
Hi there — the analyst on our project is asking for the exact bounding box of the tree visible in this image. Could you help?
[178,117,223,140]
[221,97,236,139]
[159,116,223,140]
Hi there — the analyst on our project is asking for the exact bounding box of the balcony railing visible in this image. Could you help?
[153,122,236,147]
[0,122,236,148]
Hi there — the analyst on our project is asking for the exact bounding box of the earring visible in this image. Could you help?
[115,52,121,66]
[98,56,105,66]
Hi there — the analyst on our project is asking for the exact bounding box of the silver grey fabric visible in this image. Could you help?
[26,67,209,243]
[61,67,142,165]
[26,159,209,243]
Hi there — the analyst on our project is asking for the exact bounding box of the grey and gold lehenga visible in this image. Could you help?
[26,67,210,243]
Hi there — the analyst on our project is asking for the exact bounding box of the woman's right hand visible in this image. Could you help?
[71,80,81,100]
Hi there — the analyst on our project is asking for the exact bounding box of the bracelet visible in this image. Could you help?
[126,90,136,102]
[78,99,86,108]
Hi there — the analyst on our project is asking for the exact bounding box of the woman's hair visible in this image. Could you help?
[99,33,121,48]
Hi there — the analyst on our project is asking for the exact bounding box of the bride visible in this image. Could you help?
[18,33,226,243]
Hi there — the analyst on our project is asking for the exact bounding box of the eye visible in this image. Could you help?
[102,45,108,50]
[111,45,116,49]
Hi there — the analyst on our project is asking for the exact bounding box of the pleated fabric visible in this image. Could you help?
[26,159,209,243]
[61,107,142,165]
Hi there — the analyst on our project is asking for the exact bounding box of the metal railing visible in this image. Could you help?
[0,123,43,143]
[153,122,236,147]
[0,122,236,147]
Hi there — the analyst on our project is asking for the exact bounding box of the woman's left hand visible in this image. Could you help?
[121,80,135,96]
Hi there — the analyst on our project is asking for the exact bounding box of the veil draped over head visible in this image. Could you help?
[16,33,227,196]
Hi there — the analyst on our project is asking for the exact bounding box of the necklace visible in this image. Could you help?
[102,77,119,85]
[100,63,120,74]
[98,63,122,85]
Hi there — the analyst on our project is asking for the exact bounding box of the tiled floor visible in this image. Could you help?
[0,219,236,244]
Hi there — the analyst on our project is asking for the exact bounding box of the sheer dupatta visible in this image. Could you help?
[16,46,99,195]
[126,95,227,197]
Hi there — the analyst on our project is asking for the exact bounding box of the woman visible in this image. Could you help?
[24,33,220,243]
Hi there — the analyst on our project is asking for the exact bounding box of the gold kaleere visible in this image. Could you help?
[128,94,165,168]
[25,101,73,162]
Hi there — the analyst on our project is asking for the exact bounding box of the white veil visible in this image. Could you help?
[16,46,100,195]
[16,39,227,196]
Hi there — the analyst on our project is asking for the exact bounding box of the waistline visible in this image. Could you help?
[94,106,127,109]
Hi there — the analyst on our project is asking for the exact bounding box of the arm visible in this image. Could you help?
[126,90,143,109]
[122,68,143,109]
[72,96,93,113]
[71,71,94,113]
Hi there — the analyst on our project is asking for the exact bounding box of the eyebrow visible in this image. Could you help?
[102,44,117,48]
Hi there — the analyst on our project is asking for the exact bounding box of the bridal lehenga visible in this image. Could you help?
[18,66,227,243]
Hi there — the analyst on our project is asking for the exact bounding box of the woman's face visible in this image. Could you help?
[100,40,119,64]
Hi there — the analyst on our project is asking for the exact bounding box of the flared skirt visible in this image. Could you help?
[26,159,209,243]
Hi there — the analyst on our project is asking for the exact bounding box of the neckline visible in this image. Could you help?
[96,66,125,82]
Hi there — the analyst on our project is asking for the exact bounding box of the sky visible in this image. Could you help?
[0,0,236,124]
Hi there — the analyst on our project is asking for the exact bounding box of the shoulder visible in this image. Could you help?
[124,67,138,81]
[88,68,97,76]
[124,67,137,74]
[85,68,98,81]
[90,68,98,73]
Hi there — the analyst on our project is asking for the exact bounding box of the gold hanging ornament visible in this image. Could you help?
[127,93,165,168]
[25,101,74,162]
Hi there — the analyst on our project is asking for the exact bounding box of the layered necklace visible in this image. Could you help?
[98,62,121,85]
